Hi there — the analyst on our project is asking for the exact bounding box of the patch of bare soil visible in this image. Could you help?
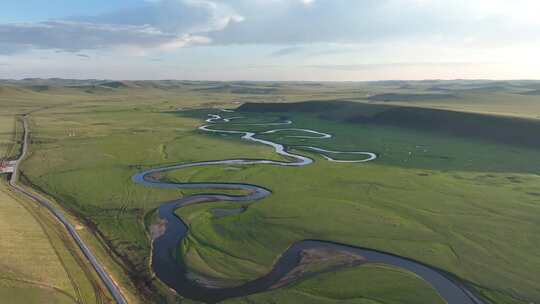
[149,218,167,240]
[147,172,163,181]
[272,247,366,289]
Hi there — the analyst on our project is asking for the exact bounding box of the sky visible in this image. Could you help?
[1,0,540,81]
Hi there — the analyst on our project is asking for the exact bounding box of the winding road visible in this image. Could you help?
[133,112,486,304]
[9,115,128,304]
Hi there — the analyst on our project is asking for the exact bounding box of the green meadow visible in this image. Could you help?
[222,264,446,304]
[166,106,540,304]
[0,178,110,304]
[1,79,539,303]
[0,104,107,304]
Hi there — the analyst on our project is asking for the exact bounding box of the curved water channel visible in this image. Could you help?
[133,112,485,304]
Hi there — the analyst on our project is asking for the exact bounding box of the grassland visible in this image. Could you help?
[16,102,287,302]
[0,179,74,304]
[222,264,446,304]
[1,79,540,303]
[165,107,540,304]
[0,178,108,304]
[1,107,105,304]
[0,114,20,159]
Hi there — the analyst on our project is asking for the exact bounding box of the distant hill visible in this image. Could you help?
[98,81,132,89]
[367,93,456,102]
[28,85,52,92]
[425,86,454,92]
[457,85,510,93]
[193,84,278,95]
[239,100,540,149]
[519,89,540,96]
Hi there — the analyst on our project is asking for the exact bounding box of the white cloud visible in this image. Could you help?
[209,0,540,47]
[0,0,243,53]
[3,0,539,54]
[2,0,540,80]
[300,0,315,6]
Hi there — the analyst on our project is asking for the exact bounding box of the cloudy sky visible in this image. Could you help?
[1,0,540,80]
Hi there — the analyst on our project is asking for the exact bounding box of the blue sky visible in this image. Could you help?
[1,0,540,80]
[1,1,143,22]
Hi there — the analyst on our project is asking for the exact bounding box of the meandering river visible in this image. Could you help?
[133,112,485,304]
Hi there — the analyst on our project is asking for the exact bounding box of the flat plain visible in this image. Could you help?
[1,79,539,304]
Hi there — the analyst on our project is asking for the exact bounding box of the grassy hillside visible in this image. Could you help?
[239,100,540,150]
[2,80,539,303]
[223,265,446,304]
[0,179,106,304]
[3,79,540,119]
[17,103,286,302]
[163,107,540,304]
[0,114,21,159]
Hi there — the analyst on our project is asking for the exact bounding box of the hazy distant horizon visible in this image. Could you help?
[3,78,540,83]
